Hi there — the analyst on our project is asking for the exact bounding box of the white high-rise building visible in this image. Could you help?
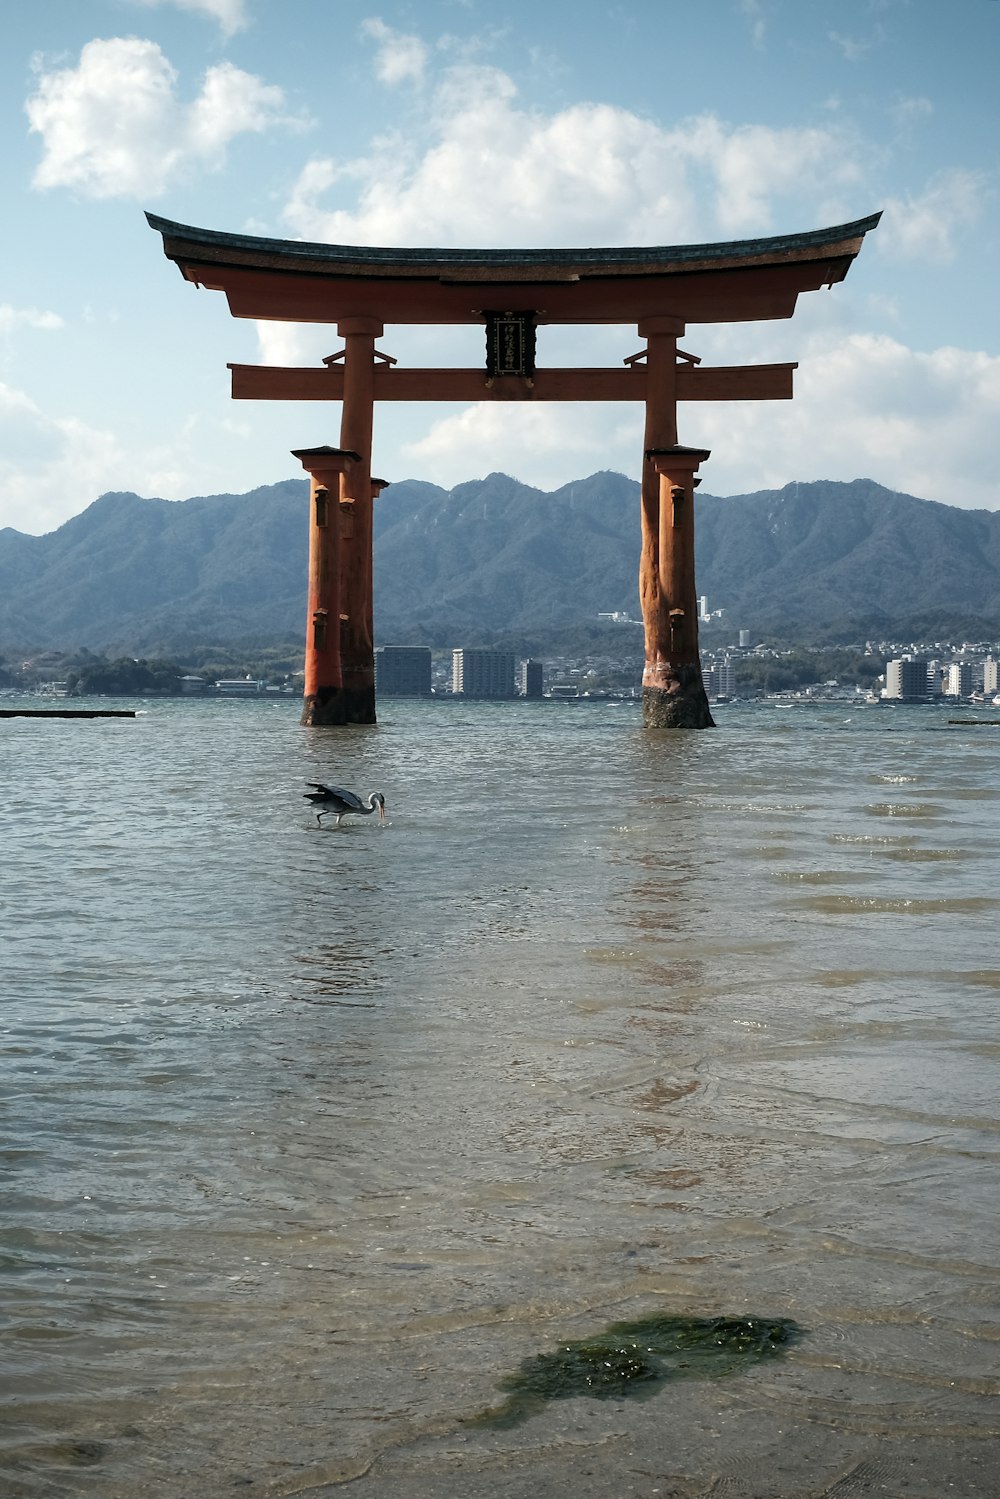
[704,657,736,697]
[943,661,973,698]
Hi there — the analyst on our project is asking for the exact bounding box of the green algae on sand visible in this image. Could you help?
[469,1313,801,1429]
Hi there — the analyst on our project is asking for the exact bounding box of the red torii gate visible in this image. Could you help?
[147,212,879,728]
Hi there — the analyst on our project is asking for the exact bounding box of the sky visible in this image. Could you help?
[1,0,998,536]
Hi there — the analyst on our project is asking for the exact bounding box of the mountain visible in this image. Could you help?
[0,481,310,654]
[693,479,1000,639]
[1,473,999,655]
[373,470,643,643]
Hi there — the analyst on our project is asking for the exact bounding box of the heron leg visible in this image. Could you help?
[316,809,326,826]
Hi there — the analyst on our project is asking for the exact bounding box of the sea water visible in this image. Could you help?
[2,697,1000,1497]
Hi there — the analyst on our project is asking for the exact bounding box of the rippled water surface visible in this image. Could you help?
[3,698,1000,1497]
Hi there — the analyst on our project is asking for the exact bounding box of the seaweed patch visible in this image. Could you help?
[468,1312,801,1428]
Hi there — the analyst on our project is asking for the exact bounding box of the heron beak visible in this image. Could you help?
[379,802,387,823]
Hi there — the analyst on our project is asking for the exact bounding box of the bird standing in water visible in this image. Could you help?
[304,783,387,828]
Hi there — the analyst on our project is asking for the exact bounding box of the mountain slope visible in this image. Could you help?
[693,480,1000,633]
[1,473,998,652]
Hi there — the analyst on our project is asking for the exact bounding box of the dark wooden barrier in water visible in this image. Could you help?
[0,709,137,719]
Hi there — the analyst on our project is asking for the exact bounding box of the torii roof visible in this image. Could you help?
[146,211,880,327]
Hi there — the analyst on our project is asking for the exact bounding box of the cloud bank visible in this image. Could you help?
[283,63,864,248]
[26,37,301,199]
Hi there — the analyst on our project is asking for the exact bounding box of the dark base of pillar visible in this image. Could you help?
[643,677,716,729]
[300,687,346,726]
[342,685,376,724]
[300,686,377,726]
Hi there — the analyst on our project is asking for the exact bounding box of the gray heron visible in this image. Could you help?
[304,783,387,828]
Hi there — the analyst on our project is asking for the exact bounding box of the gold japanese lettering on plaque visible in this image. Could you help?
[484,311,536,381]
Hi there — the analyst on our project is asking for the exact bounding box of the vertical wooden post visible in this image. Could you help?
[292,445,360,726]
[638,316,680,683]
[368,476,389,666]
[337,318,381,724]
[645,446,714,728]
[636,313,713,728]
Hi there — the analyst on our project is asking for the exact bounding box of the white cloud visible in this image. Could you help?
[26,38,302,200]
[879,169,987,264]
[128,0,249,37]
[0,381,289,535]
[185,60,290,154]
[676,116,861,236]
[361,18,428,86]
[0,383,130,534]
[283,62,861,248]
[255,321,326,367]
[685,332,1000,507]
[889,94,933,130]
[738,0,769,47]
[829,29,880,62]
[403,402,641,493]
[0,305,64,336]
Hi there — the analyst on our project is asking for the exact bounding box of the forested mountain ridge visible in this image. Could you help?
[2,472,998,653]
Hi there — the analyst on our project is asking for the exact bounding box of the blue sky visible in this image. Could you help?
[2,0,998,534]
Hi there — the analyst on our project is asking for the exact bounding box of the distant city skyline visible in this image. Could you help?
[1,0,998,536]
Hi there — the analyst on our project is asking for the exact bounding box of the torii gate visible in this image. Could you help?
[147,212,879,728]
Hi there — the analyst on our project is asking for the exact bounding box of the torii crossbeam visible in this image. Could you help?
[147,211,879,727]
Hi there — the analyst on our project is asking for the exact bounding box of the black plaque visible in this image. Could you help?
[485,311,536,378]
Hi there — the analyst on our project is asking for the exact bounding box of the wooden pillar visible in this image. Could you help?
[644,446,714,728]
[337,318,381,724]
[292,445,360,726]
[368,476,389,654]
[636,312,713,728]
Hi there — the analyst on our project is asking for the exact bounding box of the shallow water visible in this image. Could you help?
[2,697,1000,1496]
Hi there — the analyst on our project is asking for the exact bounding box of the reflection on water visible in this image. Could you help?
[290,940,383,1003]
[2,698,1000,1496]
